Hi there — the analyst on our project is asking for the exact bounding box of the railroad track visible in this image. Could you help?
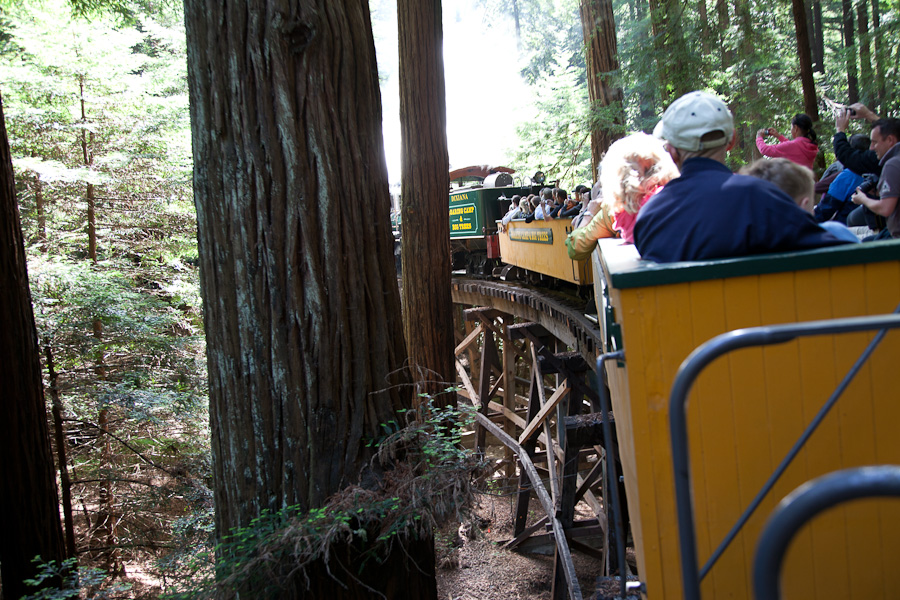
[450,276,605,362]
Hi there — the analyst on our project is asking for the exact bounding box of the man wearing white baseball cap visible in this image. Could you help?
[634,90,848,262]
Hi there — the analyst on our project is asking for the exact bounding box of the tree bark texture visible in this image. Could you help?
[791,0,819,119]
[842,0,859,103]
[697,0,709,54]
[183,1,424,596]
[47,345,77,559]
[398,0,454,401]
[813,0,824,73]
[871,0,885,111]
[856,0,872,102]
[580,0,625,178]
[0,96,67,599]
[715,0,732,71]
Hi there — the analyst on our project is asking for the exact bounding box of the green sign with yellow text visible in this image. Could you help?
[508,227,553,244]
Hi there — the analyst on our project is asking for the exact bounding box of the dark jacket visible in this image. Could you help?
[634,158,849,263]
[833,132,881,177]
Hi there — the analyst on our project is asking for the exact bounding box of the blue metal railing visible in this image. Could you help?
[752,466,900,600]
[668,312,900,600]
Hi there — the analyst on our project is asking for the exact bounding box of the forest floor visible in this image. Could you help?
[112,487,625,599]
[435,489,621,600]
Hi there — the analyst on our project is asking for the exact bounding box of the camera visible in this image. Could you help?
[859,174,879,198]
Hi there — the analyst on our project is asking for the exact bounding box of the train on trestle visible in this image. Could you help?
[391,165,591,289]
[405,165,900,598]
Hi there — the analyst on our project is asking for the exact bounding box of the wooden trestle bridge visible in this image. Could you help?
[451,278,627,600]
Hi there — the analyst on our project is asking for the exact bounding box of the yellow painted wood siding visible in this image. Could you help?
[601,246,900,600]
[499,218,592,285]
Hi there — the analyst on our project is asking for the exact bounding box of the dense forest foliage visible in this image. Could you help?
[483,0,900,185]
[1,0,898,595]
[1,0,210,595]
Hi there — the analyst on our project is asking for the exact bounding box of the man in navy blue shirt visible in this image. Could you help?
[633,91,848,263]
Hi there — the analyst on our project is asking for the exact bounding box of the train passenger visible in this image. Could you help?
[850,118,900,239]
[741,158,859,243]
[558,195,581,218]
[814,134,871,225]
[755,113,819,170]
[599,132,679,243]
[634,90,848,263]
[533,188,556,220]
[499,195,526,232]
[835,103,882,178]
[551,189,580,218]
[523,194,541,222]
[570,184,602,229]
[565,185,618,261]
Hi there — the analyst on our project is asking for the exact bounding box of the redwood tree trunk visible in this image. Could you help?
[716,0,732,71]
[0,96,67,598]
[183,0,428,596]
[871,0,885,112]
[813,0,824,73]
[791,0,819,119]
[580,0,625,177]
[842,0,859,103]
[398,0,454,402]
[856,0,872,102]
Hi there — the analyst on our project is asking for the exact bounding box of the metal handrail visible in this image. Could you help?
[752,466,900,600]
[596,351,627,599]
[669,312,900,600]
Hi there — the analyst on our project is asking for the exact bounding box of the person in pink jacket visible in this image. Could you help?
[756,113,819,170]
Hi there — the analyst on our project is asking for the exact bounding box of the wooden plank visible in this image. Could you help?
[503,515,549,550]
[455,358,478,407]
[454,322,483,355]
[473,411,583,600]
[518,382,569,445]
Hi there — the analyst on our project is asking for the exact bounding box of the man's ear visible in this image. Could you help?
[799,195,814,214]
[725,130,738,152]
[666,144,681,165]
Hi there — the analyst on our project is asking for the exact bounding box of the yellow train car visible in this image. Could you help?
[592,238,900,600]
[498,217,592,286]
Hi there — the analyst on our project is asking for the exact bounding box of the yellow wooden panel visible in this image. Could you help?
[602,245,900,600]
[794,267,851,598]
[828,264,881,595]
[618,286,669,597]
[604,286,648,585]
[864,260,900,598]
[756,271,814,600]
[719,276,769,598]
[649,282,699,598]
[682,278,738,599]
[499,219,592,284]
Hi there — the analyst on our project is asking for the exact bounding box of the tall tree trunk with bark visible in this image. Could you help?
[697,0,709,54]
[871,0,885,112]
[0,96,67,599]
[735,0,759,162]
[791,0,819,119]
[580,0,626,177]
[856,0,872,103]
[813,0,825,73]
[398,0,454,402]
[183,1,433,597]
[716,0,732,72]
[843,0,859,102]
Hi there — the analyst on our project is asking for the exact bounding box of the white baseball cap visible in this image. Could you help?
[653,90,734,152]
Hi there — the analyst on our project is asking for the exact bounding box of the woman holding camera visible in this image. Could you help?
[756,113,819,170]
